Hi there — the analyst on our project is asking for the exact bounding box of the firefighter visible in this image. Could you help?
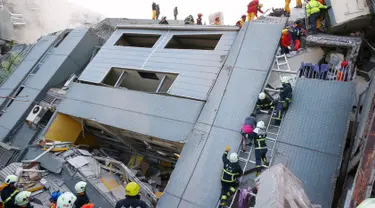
[295,0,302,8]
[284,0,291,16]
[14,191,32,208]
[49,191,62,208]
[159,16,169,24]
[56,192,77,208]
[1,175,19,208]
[197,13,203,25]
[219,146,243,208]
[239,15,246,27]
[290,20,303,51]
[115,182,149,208]
[74,181,90,208]
[152,2,157,20]
[156,4,160,20]
[215,17,221,25]
[280,29,291,54]
[184,15,195,25]
[306,0,330,34]
[253,121,269,176]
[247,0,264,21]
[174,7,178,20]
[256,92,274,113]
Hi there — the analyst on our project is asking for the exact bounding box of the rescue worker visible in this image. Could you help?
[159,16,169,24]
[253,121,269,176]
[290,20,303,51]
[284,0,291,17]
[49,191,62,208]
[152,2,157,20]
[247,0,264,21]
[56,192,76,208]
[1,175,19,208]
[174,7,178,20]
[156,4,160,20]
[256,92,273,113]
[115,182,149,208]
[215,17,221,25]
[74,181,90,208]
[316,0,327,32]
[239,15,246,27]
[196,13,203,25]
[278,76,293,110]
[241,115,256,150]
[14,191,32,208]
[220,146,243,208]
[295,0,302,8]
[184,15,195,25]
[306,0,330,34]
[280,29,291,54]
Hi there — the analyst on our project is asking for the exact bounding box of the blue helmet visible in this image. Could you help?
[51,191,62,202]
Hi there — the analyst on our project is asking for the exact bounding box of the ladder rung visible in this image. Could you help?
[266,132,278,135]
[249,160,269,168]
[239,157,249,162]
[277,62,287,65]
[269,125,280,128]
[266,137,276,141]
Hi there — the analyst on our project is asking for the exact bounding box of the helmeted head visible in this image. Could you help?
[258,3,263,8]
[215,17,220,21]
[74,181,87,194]
[241,14,246,19]
[258,92,266,100]
[57,192,77,208]
[15,191,31,206]
[198,13,203,17]
[51,191,62,202]
[256,121,265,129]
[162,16,167,20]
[126,182,140,196]
[280,76,289,85]
[294,20,301,27]
[229,153,239,163]
[282,29,289,35]
[5,175,18,185]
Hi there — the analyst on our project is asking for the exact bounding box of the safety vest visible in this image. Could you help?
[254,133,267,150]
[306,0,323,16]
[2,189,19,207]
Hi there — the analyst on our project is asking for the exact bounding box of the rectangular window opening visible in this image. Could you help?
[54,31,70,48]
[114,33,161,48]
[102,68,177,93]
[7,86,24,108]
[165,34,222,50]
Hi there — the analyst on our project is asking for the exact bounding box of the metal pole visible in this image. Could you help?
[155,75,166,93]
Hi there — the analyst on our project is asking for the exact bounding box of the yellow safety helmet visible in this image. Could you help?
[282,29,288,35]
[126,182,140,196]
[5,175,18,184]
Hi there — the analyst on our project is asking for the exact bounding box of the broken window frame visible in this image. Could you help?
[164,34,222,50]
[114,33,161,48]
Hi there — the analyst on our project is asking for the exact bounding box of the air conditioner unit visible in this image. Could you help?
[26,105,47,124]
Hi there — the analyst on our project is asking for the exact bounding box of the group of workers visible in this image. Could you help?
[0,175,149,208]
[219,76,293,208]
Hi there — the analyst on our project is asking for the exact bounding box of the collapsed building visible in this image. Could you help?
[0,1,374,208]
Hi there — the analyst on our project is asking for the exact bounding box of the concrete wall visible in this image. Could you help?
[79,28,237,100]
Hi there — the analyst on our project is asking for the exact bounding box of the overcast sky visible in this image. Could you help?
[65,0,291,25]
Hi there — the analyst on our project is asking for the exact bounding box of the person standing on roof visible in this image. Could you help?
[253,121,269,176]
[236,15,247,28]
[196,13,203,25]
[74,181,90,208]
[115,182,149,208]
[50,191,62,208]
[280,29,291,55]
[152,2,157,20]
[219,146,243,208]
[1,175,20,208]
[215,17,221,25]
[156,4,160,20]
[306,0,330,34]
[256,92,274,113]
[247,0,264,21]
[14,191,32,208]
[295,0,302,8]
[174,7,178,20]
[284,0,291,17]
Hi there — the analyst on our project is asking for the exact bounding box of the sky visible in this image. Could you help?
[65,0,291,25]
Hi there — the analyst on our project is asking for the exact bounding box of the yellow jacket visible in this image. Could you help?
[306,0,327,17]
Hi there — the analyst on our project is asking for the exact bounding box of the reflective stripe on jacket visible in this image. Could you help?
[306,0,327,17]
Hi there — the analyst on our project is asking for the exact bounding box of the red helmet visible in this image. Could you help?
[241,15,246,19]
[198,13,203,17]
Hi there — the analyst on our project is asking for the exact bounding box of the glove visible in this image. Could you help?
[225,146,231,152]
[326,6,332,9]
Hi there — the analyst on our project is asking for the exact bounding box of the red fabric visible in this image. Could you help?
[247,0,259,13]
[236,21,241,26]
[81,204,95,208]
[341,60,349,67]
[281,34,291,47]
[294,39,301,51]
[242,125,253,134]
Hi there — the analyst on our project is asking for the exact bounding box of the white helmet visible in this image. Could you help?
[256,121,265,129]
[5,175,18,184]
[229,153,238,163]
[280,76,289,84]
[75,181,87,194]
[258,92,266,100]
[15,191,31,206]
[57,192,77,208]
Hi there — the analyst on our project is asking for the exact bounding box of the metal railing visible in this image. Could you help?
[298,62,356,82]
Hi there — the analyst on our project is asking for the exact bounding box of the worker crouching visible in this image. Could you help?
[1,175,20,208]
[280,29,291,55]
[253,121,269,176]
[247,0,263,21]
[306,0,331,34]
[197,13,203,25]
[220,146,243,208]
[256,92,273,114]
[115,182,149,208]
[236,15,247,28]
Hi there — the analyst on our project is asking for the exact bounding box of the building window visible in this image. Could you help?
[54,31,70,48]
[6,87,24,108]
[30,63,42,75]
[102,68,177,93]
[165,34,222,50]
[114,34,161,48]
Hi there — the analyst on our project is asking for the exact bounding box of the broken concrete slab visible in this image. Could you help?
[22,147,64,173]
